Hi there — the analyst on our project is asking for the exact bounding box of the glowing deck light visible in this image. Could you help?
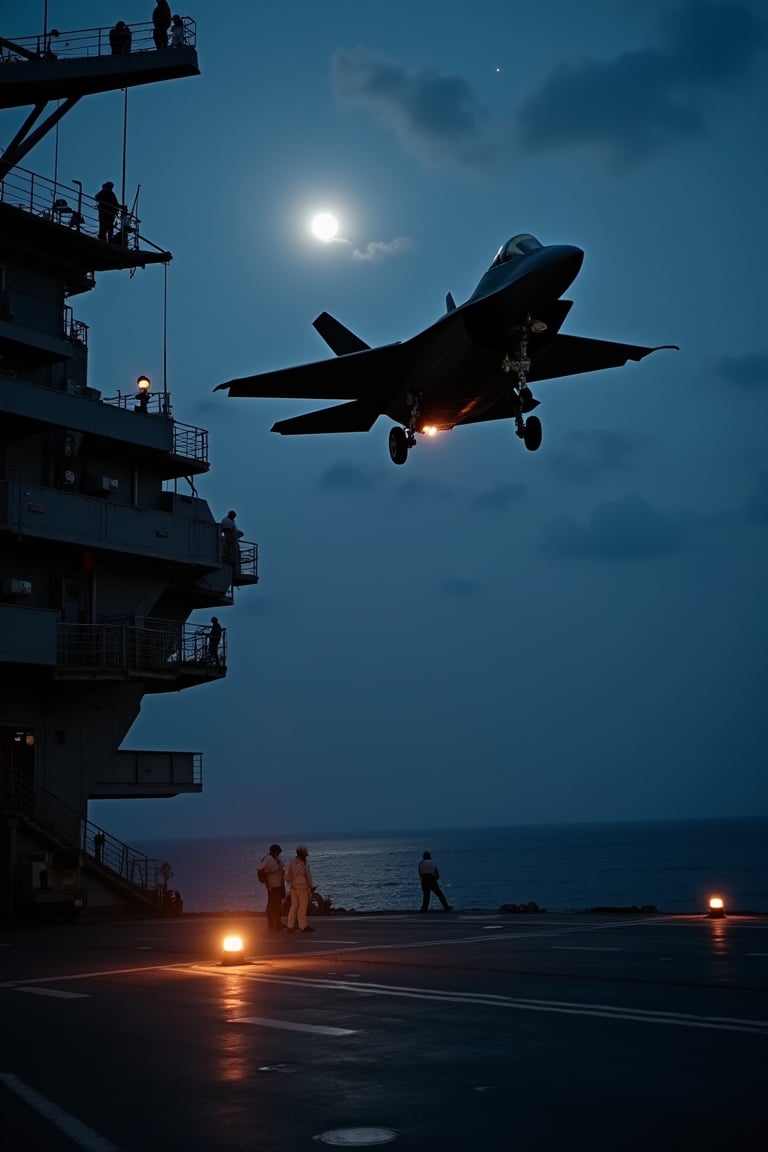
[136,375,151,412]
[422,425,438,437]
[221,935,245,965]
[708,896,726,919]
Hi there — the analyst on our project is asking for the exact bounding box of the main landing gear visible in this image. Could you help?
[502,316,546,452]
[388,391,421,465]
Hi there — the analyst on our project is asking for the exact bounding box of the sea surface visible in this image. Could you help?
[134,818,768,916]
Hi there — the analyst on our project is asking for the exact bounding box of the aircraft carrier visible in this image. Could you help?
[0,15,257,925]
[0,16,765,1151]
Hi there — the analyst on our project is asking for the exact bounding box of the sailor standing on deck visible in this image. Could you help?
[258,843,285,931]
[220,509,244,576]
[170,14,185,47]
[285,846,316,933]
[152,0,172,50]
[94,181,120,242]
[418,851,453,912]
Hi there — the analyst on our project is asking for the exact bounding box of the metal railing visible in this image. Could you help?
[62,305,88,345]
[100,394,210,467]
[0,18,197,63]
[57,619,227,675]
[1,771,168,909]
[0,165,165,255]
[236,542,259,582]
[104,390,171,415]
[172,420,209,465]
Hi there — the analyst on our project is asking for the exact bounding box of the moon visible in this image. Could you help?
[311,212,339,242]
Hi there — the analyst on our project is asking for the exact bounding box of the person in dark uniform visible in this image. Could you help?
[208,617,222,664]
[418,851,453,912]
[258,844,286,931]
[152,0,172,49]
[108,21,132,54]
[94,181,120,242]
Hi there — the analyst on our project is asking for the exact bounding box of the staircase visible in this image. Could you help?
[2,773,172,916]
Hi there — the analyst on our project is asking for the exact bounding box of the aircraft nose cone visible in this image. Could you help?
[560,245,584,276]
[549,245,583,293]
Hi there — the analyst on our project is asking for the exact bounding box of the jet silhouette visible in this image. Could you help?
[216,233,677,465]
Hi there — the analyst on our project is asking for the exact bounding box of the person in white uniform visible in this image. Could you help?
[285,845,316,933]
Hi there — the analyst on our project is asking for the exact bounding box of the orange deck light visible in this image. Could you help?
[708,896,726,919]
[221,935,245,965]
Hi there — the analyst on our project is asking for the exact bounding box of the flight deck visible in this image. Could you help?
[1,911,765,1150]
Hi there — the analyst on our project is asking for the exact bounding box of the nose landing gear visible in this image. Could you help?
[503,317,545,452]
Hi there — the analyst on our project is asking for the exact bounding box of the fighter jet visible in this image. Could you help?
[215,233,677,465]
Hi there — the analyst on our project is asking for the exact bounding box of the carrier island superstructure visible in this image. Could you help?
[0,17,257,920]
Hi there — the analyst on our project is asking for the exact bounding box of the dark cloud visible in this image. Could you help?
[317,462,382,491]
[471,481,526,510]
[439,578,483,598]
[332,47,492,168]
[716,353,768,389]
[541,493,682,559]
[517,2,766,162]
[744,469,768,522]
[548,430,644,483]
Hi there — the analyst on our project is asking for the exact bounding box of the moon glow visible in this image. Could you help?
[311,212,339,242]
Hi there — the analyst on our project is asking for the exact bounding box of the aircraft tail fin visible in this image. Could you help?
[446,292,456,312]
[313,311,370,356]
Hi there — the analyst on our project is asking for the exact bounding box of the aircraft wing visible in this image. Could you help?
[216,343,402,400]
[528,334,677,383]
[272,400,381,435]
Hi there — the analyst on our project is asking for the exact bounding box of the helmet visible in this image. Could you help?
[296,844,308,856]
[269,843,282,854]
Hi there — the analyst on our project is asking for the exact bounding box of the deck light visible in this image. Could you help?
[136,375,151,412]
[221,935,245,965]
[708,896,725,919]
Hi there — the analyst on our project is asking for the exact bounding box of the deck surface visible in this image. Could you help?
[1,910,766,1150]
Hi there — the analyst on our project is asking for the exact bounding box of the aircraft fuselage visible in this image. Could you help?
[385,243,584,428]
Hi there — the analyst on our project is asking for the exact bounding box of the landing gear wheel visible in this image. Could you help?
[388,426,409,465]
[523,415,542,452]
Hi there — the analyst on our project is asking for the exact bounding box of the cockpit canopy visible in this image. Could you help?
[489,233,543,269]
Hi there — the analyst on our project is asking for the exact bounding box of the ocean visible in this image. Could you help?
[134,817,768,916]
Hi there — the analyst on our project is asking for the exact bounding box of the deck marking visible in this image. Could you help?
[317,1127,398,1146]
[16,986,89,999]
[0,961,198,989]
[183,967,768,1036]
[0,917,665,990]
[0,1073,124,1151]
[232,1016,355,1036]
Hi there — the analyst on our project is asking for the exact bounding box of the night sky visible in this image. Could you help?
[4,1,767,838]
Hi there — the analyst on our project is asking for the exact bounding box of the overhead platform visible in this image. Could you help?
[0,45,200,110]
[0,19,200,180]
[0,18,199,109]
[0,201,170,274]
